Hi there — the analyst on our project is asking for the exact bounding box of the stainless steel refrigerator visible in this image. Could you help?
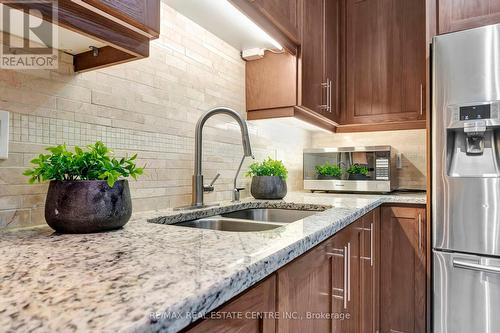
[433,24,500,333]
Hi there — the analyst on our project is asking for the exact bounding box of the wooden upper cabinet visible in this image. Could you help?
[248,0,301,43]
[246,51,297,112]
[380,205,426,333]
[301,0,340,122]
[301,0,326,116]
[342,0,426,128]
[276,242,331,333]
[2,0,160,72]
[184,275,276,333]
[438,0,500,34]
[78,0,161,38]
[325,0,341,121]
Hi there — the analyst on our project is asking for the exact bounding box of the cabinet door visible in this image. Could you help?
[380,206,426,333]
[301,0,327,115]
[250,0,301,42]
[439,0,500,34]
[344,0,426,125]
[329,223,360,333]
[360,208,380,333]
[186,275,276,333]
[325,0,341,121]
[277,243,331,333]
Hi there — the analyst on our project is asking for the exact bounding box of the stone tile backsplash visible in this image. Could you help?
[0,3,311,228]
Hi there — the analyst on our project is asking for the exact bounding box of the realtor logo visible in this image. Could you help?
[0,0,58,69]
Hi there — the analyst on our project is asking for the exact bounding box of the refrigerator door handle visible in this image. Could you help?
[453,259,500,274]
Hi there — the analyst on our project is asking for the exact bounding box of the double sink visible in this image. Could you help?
[174,208,322,232]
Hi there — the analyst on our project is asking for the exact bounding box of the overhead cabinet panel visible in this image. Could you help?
[438,0,500,34]
[343,0,426,125]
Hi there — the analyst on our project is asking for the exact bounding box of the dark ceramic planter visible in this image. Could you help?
[250,176,287,200]
[317,174,341,180]
[45,180,132,234]
[348,174,370,180]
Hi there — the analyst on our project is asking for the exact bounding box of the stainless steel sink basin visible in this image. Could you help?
[174,217,283,232]
[170,208,324,232]
[221,208,319,223]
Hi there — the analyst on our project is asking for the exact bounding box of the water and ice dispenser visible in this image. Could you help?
[446,103,500,177]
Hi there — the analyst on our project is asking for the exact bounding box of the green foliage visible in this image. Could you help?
[315,162,343,177]
[23,142,144,188]
[346,163,369,176]
[246,157,288,180]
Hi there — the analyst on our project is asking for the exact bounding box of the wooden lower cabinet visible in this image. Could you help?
[329,220,360,333]
[184,276,276,333]
[380,205,426,333]
[276,242,332,333]
[359,209,380,333]
[186,206,426,333]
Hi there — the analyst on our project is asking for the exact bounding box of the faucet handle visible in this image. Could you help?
[204,173,220,192]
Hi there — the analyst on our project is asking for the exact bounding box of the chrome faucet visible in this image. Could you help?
[180,107,253,209]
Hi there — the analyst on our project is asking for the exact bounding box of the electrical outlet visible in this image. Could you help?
[396,153,403,169]
[0,111,9,159]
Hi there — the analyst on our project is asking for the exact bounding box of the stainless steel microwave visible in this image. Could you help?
[303,146,396,193]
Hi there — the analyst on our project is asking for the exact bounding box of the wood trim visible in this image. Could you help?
[228,0,299,54]
[73,0,161,39]
[336,120,426,133]
[247,107,296,120]
[247,106,338,132]
[293,106,338,132]
[74,46,137,72]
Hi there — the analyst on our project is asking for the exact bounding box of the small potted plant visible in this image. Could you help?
[246,157,288,199]
[346,163,370,180]
[23,142,144,234]
[315,162,343,180]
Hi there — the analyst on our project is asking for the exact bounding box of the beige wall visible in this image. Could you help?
[311,130,427,190]
[0,4,311,228]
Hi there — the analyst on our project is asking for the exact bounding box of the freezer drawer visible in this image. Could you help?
[434,250,500,333]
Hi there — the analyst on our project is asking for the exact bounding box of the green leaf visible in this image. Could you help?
[246,157,288,180]
[106,176,115,188]
[23,142,144,185]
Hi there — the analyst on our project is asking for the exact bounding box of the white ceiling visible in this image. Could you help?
[164,0,282,51]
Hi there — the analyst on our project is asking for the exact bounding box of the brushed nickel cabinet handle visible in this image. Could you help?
[370,222,374,267]
[347,242,351,302]
[343,245,348,309]
[419,83,423,116]
[320,80,330,111]
[328,78,333,113]
[418,213,422,252]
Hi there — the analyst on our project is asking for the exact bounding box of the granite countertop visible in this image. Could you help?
[0,191,425,333]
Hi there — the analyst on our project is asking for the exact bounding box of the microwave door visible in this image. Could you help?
[434,250,500,333]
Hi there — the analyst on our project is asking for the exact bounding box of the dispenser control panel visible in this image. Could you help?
[460,104,491,120]
[448,102,500,126]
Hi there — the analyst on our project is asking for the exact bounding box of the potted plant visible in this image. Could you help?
[246,157,288,199]
[315,162,343,180]
[346,163,370,180]
[23,142,144,234]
